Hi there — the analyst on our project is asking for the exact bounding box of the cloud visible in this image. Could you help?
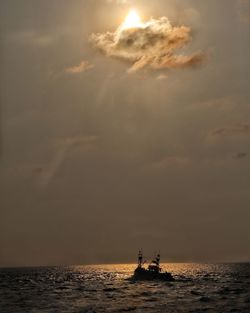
[90,16,205,72]
[147,155,190,171]
[211,124,250,136]
[234,152,248,160]
[107,0,128,4]
[36,135,98,187]
[65,61,94,74]
[156,74,168,80]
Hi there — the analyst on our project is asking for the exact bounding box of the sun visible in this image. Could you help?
[121,10,143,30]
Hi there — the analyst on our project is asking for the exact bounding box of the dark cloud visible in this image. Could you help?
[90,16,205,72]
[32,167,44,175]
[212,124,250,136]
[149,155,190,170]
[234,152,248,159]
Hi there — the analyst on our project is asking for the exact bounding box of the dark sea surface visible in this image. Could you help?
[0,263,250,313]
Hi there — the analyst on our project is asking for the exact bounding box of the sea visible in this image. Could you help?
[0,263,249,313]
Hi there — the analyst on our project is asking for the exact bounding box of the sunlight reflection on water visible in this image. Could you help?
[1,263,249,312]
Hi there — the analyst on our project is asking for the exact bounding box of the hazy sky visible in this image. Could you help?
[1,0,250,267]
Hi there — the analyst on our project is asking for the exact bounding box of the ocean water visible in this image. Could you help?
[0,263,249,313]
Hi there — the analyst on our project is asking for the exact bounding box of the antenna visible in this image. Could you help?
[138,249,143,267]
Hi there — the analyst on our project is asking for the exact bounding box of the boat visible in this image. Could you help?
[132,250,175,281]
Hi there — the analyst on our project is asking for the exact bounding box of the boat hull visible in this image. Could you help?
[132,267,175,282]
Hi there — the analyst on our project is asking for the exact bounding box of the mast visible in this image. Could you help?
[156,253,160,266]
[138,249,143,267]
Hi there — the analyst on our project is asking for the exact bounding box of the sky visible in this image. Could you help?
[0,0,250,267]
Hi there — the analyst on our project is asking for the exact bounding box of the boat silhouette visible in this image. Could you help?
[132,250,175,281]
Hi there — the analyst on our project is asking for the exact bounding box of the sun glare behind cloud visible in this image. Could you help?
[121,10,143,30]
